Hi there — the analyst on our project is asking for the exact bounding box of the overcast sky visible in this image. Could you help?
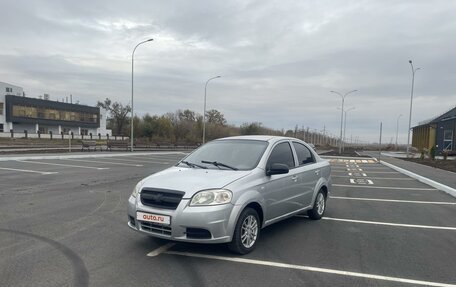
[1,0,455,143]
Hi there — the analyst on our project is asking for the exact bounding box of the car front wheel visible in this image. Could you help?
[307,189,326,220]
[228,207,260,254]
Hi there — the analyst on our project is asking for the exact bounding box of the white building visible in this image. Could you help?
[0,81,111,136]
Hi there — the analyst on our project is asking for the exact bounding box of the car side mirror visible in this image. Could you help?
[266,163,289,176]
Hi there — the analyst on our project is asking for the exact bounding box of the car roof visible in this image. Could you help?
[216,135,299,143]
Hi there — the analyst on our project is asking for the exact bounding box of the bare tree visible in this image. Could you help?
[97,98,131,135]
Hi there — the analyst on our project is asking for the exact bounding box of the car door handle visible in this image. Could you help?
[291,175,298,182]
[314,170,320,175]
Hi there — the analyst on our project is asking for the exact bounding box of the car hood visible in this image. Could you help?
[139,166,253,198]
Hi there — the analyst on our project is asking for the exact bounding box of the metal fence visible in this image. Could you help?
[0,131,128,141]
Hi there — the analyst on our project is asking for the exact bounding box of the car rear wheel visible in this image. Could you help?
[307,189,326,220]
[228,207,259,254]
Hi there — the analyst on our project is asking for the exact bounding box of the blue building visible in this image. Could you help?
[412,106,456,154]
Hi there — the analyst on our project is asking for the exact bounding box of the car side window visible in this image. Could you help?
[267,142,295,169]
[293,142,315,165]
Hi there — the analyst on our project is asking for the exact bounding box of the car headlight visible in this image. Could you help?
[190,189,232,206]
[131,180,144,198]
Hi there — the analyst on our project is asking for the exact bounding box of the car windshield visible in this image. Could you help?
[181,139,268,170]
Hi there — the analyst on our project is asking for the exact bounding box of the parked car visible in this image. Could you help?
[128,135,331,254]
[308,143,316,151]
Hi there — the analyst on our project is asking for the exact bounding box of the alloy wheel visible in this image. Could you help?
[241,215,258,248]
[316,193,325,215]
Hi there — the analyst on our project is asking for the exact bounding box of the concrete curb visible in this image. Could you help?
[0,151,188,162]
[380,160,456,199]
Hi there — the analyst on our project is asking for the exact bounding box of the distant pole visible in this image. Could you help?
[131,38,153,152]
[331,90,358,154]
[395,114,403,150]
[379,122,383,162]
[343,107,355,152]
[406,60,421,158]
[202,76,221,144]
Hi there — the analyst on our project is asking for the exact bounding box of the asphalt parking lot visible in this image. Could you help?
[0,152,455,287]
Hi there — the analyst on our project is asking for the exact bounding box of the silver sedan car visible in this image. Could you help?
[128,135,331,254]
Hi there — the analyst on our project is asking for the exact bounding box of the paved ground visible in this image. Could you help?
[0,152,455,287]
[379,156,456,189]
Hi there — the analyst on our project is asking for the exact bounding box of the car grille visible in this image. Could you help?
[140,221,172,236]
[140,188,184,210]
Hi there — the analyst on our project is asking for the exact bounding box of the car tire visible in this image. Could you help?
[307,189,326,220]
[228,207,260,255]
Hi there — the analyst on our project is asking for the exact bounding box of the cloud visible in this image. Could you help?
[1,0,456,142]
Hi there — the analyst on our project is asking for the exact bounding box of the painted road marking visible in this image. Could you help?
[329,159,376,164]
[17,160,109,170]
[347,173,367,177]
[147,243,176,257]
[351,171,397,174]
[333,184,436,191]
[163,251,456,287]
[331,169,401,174]
[135,155,183,160]
[349,179,374,185]
[0,166,58,175]
[332,171,398,174]
[330,196,456,205]
[332,176,414,180]
[130,156,180,164]
[100,157,170,164]
[65,158,143,167]
[320,217,456,231]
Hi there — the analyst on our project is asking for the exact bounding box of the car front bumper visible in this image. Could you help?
[127,195,240,244]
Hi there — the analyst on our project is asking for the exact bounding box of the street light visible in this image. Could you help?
[202,75,221,144]
[343,107,355,151]
[131,38,153,152]
[331,90,358,154]
[406,60,421,158]
[396,114,403,150]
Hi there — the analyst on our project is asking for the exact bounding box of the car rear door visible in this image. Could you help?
[263,141,301,221]
[291,142,320,207]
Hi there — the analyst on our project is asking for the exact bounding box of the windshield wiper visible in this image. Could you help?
[201,160,238,170]
[181,160,207,169]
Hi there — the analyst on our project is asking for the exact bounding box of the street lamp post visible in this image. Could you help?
[331,90,358,154]
[131,38,153,152]
[395,114,403,150]
[406,60,421,158]
[343,107,355,151]
[202,76,221,144]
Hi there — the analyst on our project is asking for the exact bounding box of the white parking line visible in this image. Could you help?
[132,155,182,160]
[349,179,374,185]
[359,171,399,174]
[147,243,176,257]
[319,217,456,231]
[65,158,143,167]
[0,167,58,175]
[330,196,456,205]
[102,157,170,164]
[333,184,436,191]
[332,171,398,174]
[332,176,414,180]
[130,155,180,162]
[347,172,367,177]
[18,160,109,170]
[163,251,456,287]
